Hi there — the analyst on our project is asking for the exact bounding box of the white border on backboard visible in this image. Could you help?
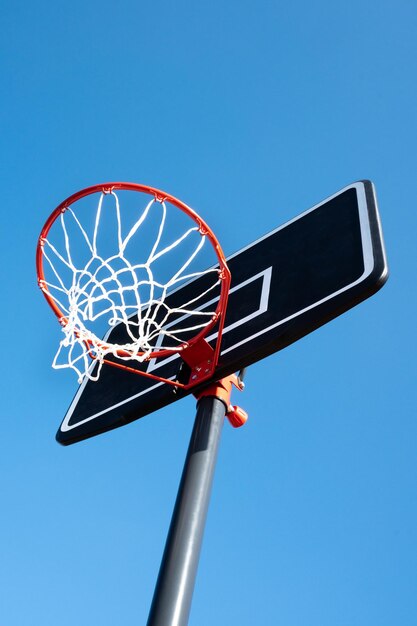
[61,181,375,432]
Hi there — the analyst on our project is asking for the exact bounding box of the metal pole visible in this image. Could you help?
[146,395,226,626]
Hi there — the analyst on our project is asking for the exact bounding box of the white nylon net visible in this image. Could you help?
[40,190,221,382]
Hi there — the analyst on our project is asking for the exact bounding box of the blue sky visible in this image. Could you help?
[1,1,416,624]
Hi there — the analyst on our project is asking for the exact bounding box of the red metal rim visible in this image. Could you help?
[36,182,231,362]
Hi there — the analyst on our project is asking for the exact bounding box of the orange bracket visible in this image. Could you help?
[181,338,217,386]
[193,374,248,428]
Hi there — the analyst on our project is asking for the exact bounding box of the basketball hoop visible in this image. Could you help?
[37,182,231,387]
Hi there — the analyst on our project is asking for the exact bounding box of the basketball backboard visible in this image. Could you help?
[56,180,387,445]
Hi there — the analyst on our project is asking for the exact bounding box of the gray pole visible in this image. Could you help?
[146,395,226,626]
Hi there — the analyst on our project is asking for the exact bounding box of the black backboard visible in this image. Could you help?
[57,180,388,445]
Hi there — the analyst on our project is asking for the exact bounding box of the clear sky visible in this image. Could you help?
[1,1,416,624]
